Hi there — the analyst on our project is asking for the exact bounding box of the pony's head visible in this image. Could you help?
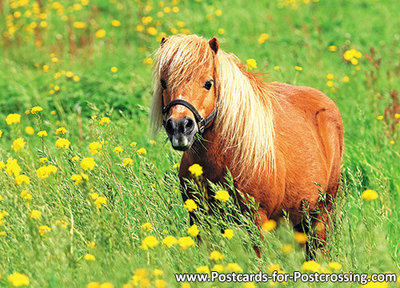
[151,35,219,150]
[151,34,276,178]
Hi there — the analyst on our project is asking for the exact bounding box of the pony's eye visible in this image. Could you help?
[160,79,167,90]
[204,81,213,90]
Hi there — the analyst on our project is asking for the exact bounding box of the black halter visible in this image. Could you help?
[162,99,217,134]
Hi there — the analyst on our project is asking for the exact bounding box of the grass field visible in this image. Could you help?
[1,0,400,287]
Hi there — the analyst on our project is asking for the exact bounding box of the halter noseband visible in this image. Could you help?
[162,99,217,134]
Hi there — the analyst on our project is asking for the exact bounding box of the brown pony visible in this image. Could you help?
[151,34,343,254]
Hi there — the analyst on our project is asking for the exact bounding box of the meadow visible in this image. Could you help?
[0,0,400,287]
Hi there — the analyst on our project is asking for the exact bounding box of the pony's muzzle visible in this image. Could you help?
[164,116,198,151]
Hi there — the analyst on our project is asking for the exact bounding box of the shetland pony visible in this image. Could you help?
[151,35,343,255]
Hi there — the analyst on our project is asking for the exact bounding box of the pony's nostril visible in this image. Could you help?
[183,117,195,134]
[165,118,175,135]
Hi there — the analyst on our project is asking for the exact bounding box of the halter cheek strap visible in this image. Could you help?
[162,99,217,134]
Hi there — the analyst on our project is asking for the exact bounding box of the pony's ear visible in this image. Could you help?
[160,37,167,47]
[209,37,219,54]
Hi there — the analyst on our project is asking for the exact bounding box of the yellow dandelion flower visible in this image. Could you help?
[73,21,86,29]
[56,127,67,135]
[94,196,107,208]
[246,59,257,70]
[39,157,48,164]
[73,75,80,82]
[99,117,110,125]
[394,113,400,119]
[72,156,80,162]
[111,20,121,27]
[123,158,133,166]
[152,269,163,277]
[36,165,57,179]
[329,45,337,52]
[89,142,102,155]
[328,262,342,271]
[178,236,195,250]
[55,138,71,149]
[37,130,48,137]
[7,272,29,287]
[100,283,113,288]
[302,260,320,272]
[162,235,178,248]
[223,229,234,239]
[87,242,96,248]
[95,29,106,38]
[15,175,30,185]
[6,158,21,177]
[111,66,118,73]
[143,58,153,65]
[343,76,350,82]
[87,282,100,288]
[281,244,293,254]
[187,224,199,237]
[377,115,384,120]
[80,157,95,170]
[262,219,277,232]
[295,66,303,71]
[20,190,32,201]
[31,106,43,114]
[137,148,147,155]
[153,280,165,288]
[209,250,224,261]
[215,190,230,201]
[226,263,243,273]
[12,137,26,152]
[294,232,308,244]
[138,279,150,287]
[361,189,378,201]
[218,28,225,35]
[141,222,153,232]
[188,164,203,177]
[141,236,159,250]
[147,27,157,36]
[39,225,51,236]
[196,266,210,274]
[326,80,334,88]
[23,126,34,135]
[258,33,269,43]
[183,199,197,212]
[84,254,96,261]
[29,209,41,219]
[130,141,137,147]
[71,174,83,185]
[268,264,281,273]
[136,24,144,32]
[244,282,256,288]
[211,264,224,272]
[326,73,334,79]
[113,146,123,153]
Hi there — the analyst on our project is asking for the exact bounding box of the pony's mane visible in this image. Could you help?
[151,35,276,179]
